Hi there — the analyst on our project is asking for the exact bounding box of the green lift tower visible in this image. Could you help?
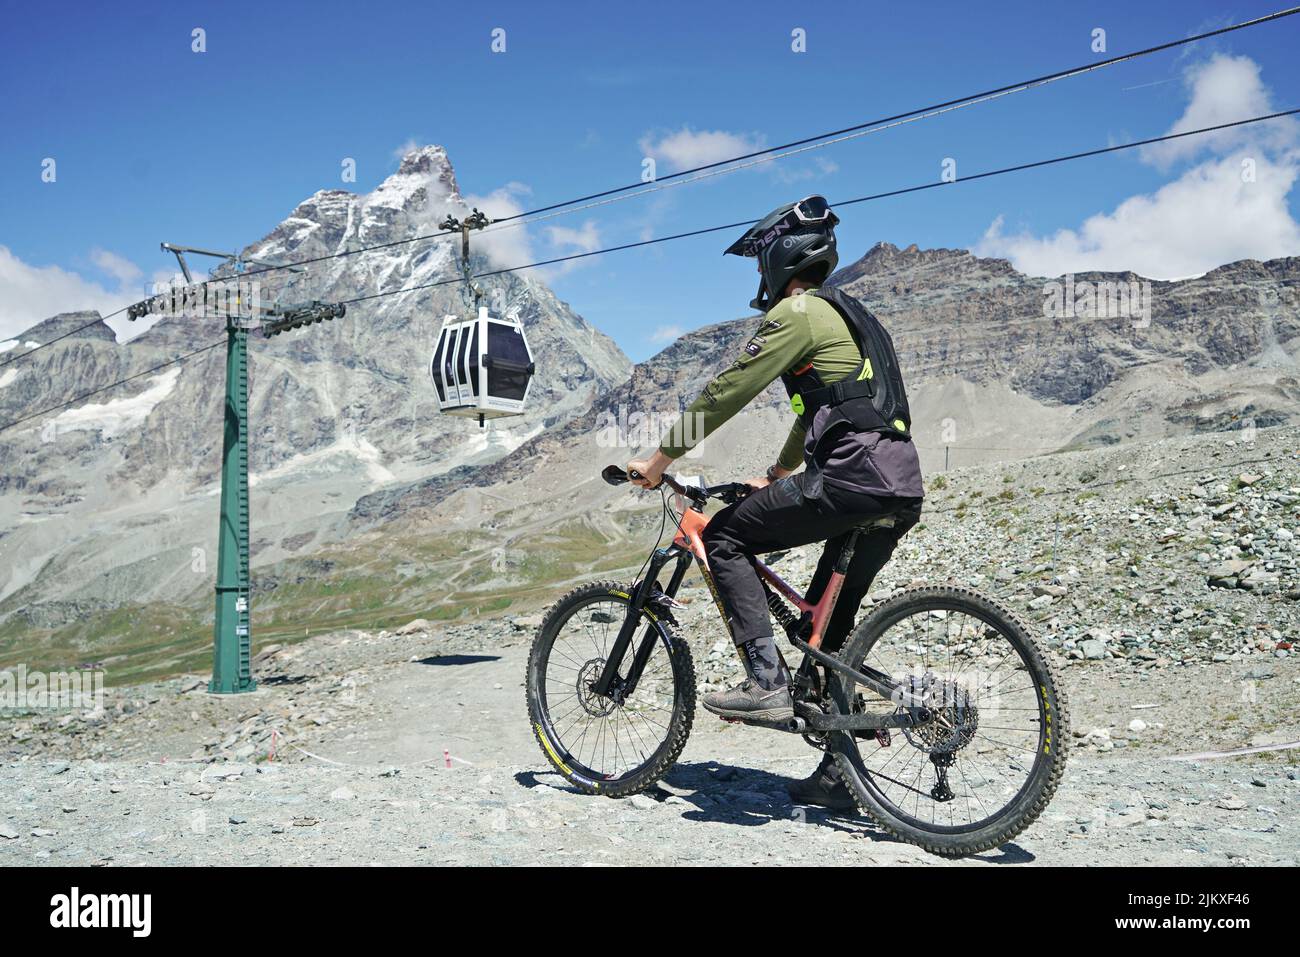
[128,243,343,694]
[211,313,252,692]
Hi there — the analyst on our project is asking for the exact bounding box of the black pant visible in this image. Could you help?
[700,472,921,655]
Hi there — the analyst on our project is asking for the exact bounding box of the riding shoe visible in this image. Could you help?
[701,678,794,722]
[786,752,857,811]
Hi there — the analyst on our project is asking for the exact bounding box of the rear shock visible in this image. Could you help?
[763,582,799,633]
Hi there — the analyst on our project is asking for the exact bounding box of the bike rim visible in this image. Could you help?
[844,600,1050,834]
[536,595,680,786]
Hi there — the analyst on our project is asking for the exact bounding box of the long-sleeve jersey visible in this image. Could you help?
[658,290,865,469]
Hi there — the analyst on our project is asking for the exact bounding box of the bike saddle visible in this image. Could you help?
[855,514,898,531]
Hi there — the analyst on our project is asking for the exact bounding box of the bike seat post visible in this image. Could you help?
[834,528,862,575]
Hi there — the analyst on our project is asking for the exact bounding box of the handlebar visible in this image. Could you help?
[601,465,752,507]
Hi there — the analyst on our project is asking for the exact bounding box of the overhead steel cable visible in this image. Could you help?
[833,108,1300,207]
[497,5,1300,222]
[338,219,756,306]
[222,2,1300,276]
[8,3,1297,372]
[341,108,1300,306]
[3,105,1296,437]
[0,306,129,369]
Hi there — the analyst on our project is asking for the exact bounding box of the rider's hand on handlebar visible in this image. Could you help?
[744,476,770,491]
[627,451,671,489]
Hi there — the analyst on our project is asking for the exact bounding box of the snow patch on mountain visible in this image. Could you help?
[248,430,396,489]
[48,368,182,439]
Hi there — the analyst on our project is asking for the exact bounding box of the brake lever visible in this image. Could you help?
[717,483,754,505]
[603,464,669,492]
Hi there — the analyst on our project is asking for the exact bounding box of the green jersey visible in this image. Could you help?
[658,290,863,470]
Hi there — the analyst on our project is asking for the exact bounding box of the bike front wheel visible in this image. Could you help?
[828,584,1069,857]
[526,580,695,796]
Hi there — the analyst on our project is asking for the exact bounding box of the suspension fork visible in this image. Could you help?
[590,545,692,699]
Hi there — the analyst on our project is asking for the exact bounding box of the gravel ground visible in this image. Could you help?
[1,638,1296,866]
[1,739,1294,867]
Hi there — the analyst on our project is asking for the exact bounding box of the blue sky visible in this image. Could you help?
[2,0,1299,359]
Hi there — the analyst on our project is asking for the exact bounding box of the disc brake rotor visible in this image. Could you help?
[577,658,616,717]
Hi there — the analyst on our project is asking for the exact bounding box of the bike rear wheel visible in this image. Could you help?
[828,584,1069,857]
[526,580,695,796]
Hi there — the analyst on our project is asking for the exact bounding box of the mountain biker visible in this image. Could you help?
[627,195,924,810]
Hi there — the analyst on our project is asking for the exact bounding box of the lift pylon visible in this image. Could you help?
[127,246,342,694]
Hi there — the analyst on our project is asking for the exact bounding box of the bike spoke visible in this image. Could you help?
[538,597,679,782]
[846,601,1051,834]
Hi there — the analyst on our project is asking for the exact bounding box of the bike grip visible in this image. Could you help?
[628,467,663,489]
[601,465,630,486]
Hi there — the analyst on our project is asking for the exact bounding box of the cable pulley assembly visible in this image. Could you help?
[430,207,535,426]
[262,301,347,338]
[439,207,493,308]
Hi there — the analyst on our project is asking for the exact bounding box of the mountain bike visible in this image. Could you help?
[525,466,1069,857]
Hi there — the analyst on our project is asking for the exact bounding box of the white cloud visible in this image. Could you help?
[978,154,1300,278]
[649,324,684,344]
[414,180,536,273]
[422,181,604,281]
[545,221,600,253]
[638,126,838,185]
[0,246,144,340]
[89,248,143,287]
[391,138,421,161]
[152,268,187,287]
[640,127,766,172]
[463,184,538,270]
[1140,55,1293,168]
[529,221,604,280]
[977,55,1300,279]
[771,155,840,184]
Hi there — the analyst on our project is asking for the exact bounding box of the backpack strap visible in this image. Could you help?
[797,375,876,414]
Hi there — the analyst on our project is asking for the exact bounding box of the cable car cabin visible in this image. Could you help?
[430,307,536,424]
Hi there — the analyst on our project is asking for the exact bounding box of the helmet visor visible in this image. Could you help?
[724,195,839,258]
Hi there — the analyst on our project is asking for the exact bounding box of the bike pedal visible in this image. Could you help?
[738,715,802,733]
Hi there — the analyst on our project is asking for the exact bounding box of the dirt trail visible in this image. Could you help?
[2,639,1296,866]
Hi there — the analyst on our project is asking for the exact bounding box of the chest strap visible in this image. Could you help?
[795,375,876,415]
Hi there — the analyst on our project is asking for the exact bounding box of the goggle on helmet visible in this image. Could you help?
[725,195,840,312]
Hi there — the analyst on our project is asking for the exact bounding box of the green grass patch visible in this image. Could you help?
[1,517,654,686]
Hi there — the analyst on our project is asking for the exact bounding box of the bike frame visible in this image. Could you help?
[590,490,920,716]
[670,505,844,651]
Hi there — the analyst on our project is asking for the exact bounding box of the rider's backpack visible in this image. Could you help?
[781,286,912,438]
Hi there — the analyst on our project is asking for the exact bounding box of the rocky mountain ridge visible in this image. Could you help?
[0,145,630,619]
[3,184,1298,675]
[350,241,1300,525]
